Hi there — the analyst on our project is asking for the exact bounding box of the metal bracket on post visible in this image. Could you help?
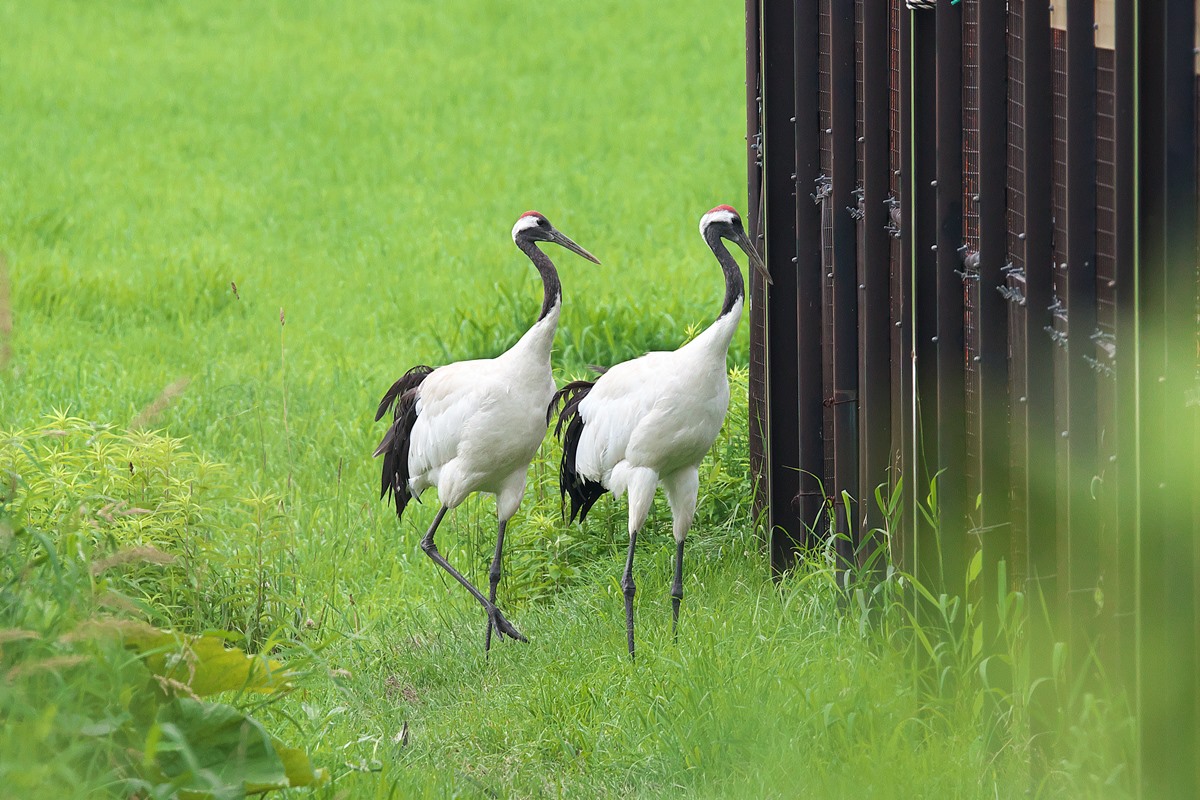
[997,284,1027,305]
[812,175,833,205]
[847,186,865,220]
[1044,327,1068,350]
[1083,330,1117,378]
[997,263,1026,305]
[884,195,902,238]
[955,245,981,280]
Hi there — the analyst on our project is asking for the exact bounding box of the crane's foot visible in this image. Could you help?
[485,604,528,644]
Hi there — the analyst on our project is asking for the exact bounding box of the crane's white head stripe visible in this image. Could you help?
[699,206,739,235]
[512,212,546,241]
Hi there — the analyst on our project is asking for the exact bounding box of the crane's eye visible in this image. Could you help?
[537,217,548,226]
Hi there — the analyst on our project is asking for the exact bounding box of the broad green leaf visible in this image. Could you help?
[93,622,289,696]
[156,697,286,798]
[249,739,328,792]
[966,547,983,586]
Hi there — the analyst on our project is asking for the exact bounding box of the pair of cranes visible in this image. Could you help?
[373,206,770,658]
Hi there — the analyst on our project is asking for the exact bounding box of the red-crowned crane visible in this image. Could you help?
[550,205,770,658]
[374,211,600,652]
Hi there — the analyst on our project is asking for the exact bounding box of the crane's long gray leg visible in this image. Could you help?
[671,539,685,638]
[621,529,639,659]
[420,506,527,644]
[483,519,507,654]
[662,468,698,644]
[621,470,658,660]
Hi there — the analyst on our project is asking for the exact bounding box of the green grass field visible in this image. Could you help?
[0,2,1131,797]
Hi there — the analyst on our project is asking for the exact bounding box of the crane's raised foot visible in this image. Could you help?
[486,604,528,645]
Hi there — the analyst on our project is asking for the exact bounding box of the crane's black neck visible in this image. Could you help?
[516,237,562,321]
[704,228,745,318]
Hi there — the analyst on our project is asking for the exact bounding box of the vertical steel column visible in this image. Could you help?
[858,0,891,572]
[830,0,859,572]
[1021,0,1059,771]
[935,0,968,592]
[759,0,804,573]
[910,10,939,592]
[976,0,1012,712]
[1064,0,1100,675]
[795,2,827,556]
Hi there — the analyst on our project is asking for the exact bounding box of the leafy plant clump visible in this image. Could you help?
[0,413,311,645]
[0,417,325,798]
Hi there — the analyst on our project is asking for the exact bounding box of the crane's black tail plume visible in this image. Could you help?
[548,380,607,523]
[374,365,434,519]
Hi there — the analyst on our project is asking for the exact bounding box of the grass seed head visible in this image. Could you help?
[130,377,191,430]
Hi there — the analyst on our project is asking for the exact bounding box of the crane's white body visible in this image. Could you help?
[408,301,559,522]
[375,211,598,650]
[574,296,743,540]
[550,205,764,657]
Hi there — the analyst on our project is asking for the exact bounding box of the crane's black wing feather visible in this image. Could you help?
[374,365,434,519]
[548,380,608,523]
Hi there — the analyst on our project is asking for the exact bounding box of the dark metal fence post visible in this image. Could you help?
[1111,0,1138,694]
[1063,0,1100,678]
[910,7,939,597]
[1005,0,1030,614]
[858,0,891,573]
[975,0,1013,724]
[746,0,768,537]
[758,0,806,573]
[894,4,917,576]
[1082,0,1122,688]
[887,0,905,567]
[1138,1,1199,794]
[794,2,827,557]
[830,0,859,574]
[1019,0,1060,773]
[934,0,968,595]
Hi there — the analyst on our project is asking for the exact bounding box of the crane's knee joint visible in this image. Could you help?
[621,577,636,598]
[670,582,683,602]
[488,564,502,584]
[420,536,438,555]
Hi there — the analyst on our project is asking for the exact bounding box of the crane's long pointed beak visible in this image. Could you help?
[549,230,602,265]
[735,231,771,286]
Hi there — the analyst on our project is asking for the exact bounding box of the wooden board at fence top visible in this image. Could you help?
[1061,1,1200,74]
[1049,2,1117,49]
[1084,0,1114,49]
